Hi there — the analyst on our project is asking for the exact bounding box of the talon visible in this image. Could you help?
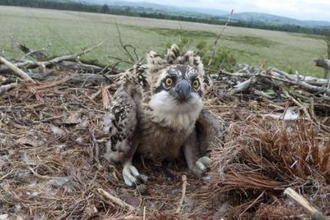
[197,156,211,167]
[196,160,207,171]
[122,161,148,186]
[192,156,211,177]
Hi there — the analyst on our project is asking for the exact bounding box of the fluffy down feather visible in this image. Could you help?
[103,44,225,186]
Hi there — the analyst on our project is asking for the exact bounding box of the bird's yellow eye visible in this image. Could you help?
[165,77,173,87]
[192,79,200,90]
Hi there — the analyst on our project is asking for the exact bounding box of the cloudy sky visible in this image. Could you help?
[128,0,330,21]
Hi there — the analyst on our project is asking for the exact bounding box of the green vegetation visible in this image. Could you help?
[0,6,327,77]
[1,0,330,35]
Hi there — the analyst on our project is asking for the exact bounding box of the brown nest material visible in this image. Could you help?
[1,74,330,219]
[0,79,222,219]
[209,113,330,219]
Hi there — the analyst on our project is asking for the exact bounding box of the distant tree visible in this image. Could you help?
[100,4,110,14]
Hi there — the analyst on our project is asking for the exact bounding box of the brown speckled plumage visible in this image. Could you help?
[103,44,224,186]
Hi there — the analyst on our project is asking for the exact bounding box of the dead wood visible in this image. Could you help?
[26,71,122,86]
[314,58,330,70]
[284,187,330,220]
[0,82,17,95]
[0,42,104,74]
[97,188,136,211]
[1,43,330,219]
[206,9,234,71]
[18,43,49,61]
[0,56,36,83]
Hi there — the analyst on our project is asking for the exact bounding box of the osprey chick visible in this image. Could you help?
[103,45,223,186]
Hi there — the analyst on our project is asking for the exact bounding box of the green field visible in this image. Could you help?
[0,6,327,77]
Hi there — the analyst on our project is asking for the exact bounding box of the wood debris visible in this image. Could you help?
[0,43,330,219]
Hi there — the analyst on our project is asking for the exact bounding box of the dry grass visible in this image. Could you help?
[0,5,327,76]
[0,76,215,219]
[209,109,330,219]
[0,71,330,219]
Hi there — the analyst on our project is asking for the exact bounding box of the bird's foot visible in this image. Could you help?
[123,161,148,186]
[192,156,211,177]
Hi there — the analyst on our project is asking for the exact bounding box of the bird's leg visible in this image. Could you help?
[193,156,211,176]
[182,129,211,177]
[121,133,148,186]
[122,160,148,186]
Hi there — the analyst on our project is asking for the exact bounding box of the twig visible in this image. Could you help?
[175,175,187,214]
[0,56,36,83]
[97,188,135,211]
[0,169,15,181]
[114,20,138,62]
[143,206,146,220]
[89,128,101,167]
[284,187,329,220]
[240,191,265,218]
[27,72,121,86]
[227,75,257,95]
[282,89,312,121]
[0,42,104,72]
[0,83,17,95]
[18,43,49,61]
[270,68,330,96]
[28,167,54,179]
[206,9,234,71]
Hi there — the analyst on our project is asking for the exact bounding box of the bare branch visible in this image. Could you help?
[0,83,17,95]
[0,56,36,83]
[175,175,187,214]
[114,20,138,62]
[0,42,104,73]
[314,58,330,70]
[284,187,329,220]
[97,188,135,211]
[206,9,234,71]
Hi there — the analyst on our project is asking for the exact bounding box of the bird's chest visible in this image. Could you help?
[136,119,194,161]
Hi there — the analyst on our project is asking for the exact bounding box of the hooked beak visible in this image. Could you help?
[175,79,191,102]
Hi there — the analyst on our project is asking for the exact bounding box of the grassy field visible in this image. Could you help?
[0,6,328,77]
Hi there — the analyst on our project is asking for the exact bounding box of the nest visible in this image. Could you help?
[0,79,221,219]
[209,111,330,219]
[1,45,330,219]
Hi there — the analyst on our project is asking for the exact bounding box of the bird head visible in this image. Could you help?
[144,44,212,126]
[149,64,203,115]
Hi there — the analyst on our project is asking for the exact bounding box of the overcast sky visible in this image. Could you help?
[127,0,330,21]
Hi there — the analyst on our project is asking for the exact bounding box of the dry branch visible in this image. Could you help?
[206,9,234,71]
[0,42,104,73]
[97,188,135,211]
[0,56,36,83]
[26,72,122,86]
[0,83,17,95]
[284,187,329,220]
[314,58,330,70]
[1,42,330,219]
[18,43,49,61]
[175,175,187,214]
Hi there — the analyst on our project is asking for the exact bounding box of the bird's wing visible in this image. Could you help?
[103,63,150,186]
[103,63,147,164]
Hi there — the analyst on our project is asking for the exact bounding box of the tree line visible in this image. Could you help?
[1,0,329,35]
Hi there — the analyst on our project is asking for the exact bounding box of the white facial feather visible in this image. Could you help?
[149,90,203,131]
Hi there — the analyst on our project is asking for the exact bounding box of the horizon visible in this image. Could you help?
[125,0,330,22]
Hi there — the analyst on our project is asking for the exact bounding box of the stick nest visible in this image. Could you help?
[1,55,330,219]
[209,111,330,219]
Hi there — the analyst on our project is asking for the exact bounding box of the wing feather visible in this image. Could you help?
[103,64,146,163]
